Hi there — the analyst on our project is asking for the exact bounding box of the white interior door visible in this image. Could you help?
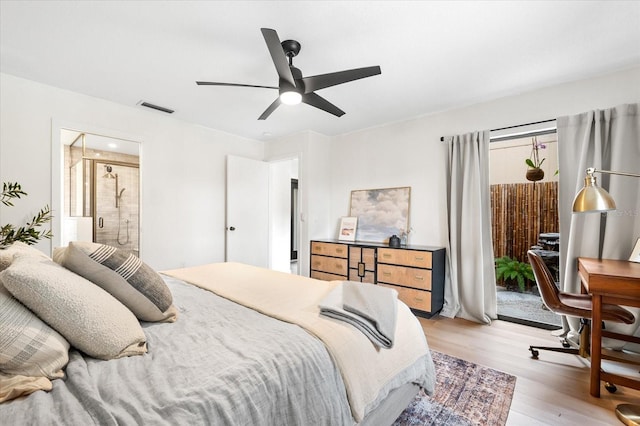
[226,155,269,267]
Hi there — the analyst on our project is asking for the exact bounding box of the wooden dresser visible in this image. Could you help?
[310,240,445,317]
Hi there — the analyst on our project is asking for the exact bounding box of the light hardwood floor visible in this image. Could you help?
[419,316,640,425]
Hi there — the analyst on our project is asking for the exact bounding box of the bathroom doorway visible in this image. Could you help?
[61,130,140,256]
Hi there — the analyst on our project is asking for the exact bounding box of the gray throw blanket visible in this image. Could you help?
[319,281,398,348]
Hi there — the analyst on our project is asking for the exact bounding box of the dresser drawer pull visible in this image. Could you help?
[413,297,425,303]
[336,263,344,269]
[382,253,392,258]
[313,261,321,267]
[414,256,424,261]
[413,275,425,281]
[336,248,344,253]
[382,271,391,276]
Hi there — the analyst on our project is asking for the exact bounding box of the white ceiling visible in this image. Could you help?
[2,1,639,141]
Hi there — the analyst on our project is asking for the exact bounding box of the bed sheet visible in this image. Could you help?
[0,276,353,425]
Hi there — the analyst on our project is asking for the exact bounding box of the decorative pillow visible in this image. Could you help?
[0,372,52,403]
[0,254,147,360]
[0,242,49,272]
[57,241,177,323]
[0,284,69,379]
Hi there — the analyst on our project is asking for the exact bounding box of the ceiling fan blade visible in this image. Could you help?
[302,92,345,117]
[258,98,281,120]
[196,81,278,90]
[260,28,295,87]
[301,66,381,93]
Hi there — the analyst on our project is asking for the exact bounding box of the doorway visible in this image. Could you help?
[60,129,140,256]
[225,155,300,274]
[489,130,561,329]
[291,178,299,262]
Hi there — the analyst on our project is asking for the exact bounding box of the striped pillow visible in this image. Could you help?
[58,241,177,323]
[0,284,69,379]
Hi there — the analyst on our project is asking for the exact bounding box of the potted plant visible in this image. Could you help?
[1,182,53,249]
[525,137,546,182]
[495,255,535,292]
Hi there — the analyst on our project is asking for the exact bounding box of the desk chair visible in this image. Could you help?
[527,250,635,365]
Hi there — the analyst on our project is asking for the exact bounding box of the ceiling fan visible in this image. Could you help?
[196,28,382,120]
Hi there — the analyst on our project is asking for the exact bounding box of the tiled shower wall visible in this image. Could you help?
[95,162,139,255]
[64,146,140,255]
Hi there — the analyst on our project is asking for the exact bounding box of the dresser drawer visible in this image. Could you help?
[311,242,348,258]
[349,246,375,269]
[349,269,375,284]
[377,264,432,290]
[379,284,432,312]
[311,255,348,276]
[311,270,347,281]
[378,248,432,268]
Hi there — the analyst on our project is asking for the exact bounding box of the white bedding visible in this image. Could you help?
[162,262,436,422]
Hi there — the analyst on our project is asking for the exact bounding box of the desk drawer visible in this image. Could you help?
[311,255,348,276]
[311,242,348,258]
[379,284,432,312]
[378,248,432,268]
[377,264,432,290]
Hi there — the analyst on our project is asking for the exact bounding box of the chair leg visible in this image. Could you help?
[529,345,580,359]
[579,319,591,358]
[529,318,590,359]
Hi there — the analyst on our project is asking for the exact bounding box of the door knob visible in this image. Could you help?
[229,226,236,231]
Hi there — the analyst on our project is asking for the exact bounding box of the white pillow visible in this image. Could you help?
[0,241,49,272]
[0,254,147,360]
[0,284,69,379]
[57,242,177,323]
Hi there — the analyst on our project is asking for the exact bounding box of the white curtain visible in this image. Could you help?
[443,131,497,324]
[557,103,640,348]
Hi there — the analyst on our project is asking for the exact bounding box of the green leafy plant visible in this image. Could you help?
[1,182,53,249]
[525,136,546,169]
[495,256,535,292]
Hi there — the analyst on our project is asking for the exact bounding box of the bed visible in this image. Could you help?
[0,241,436,425]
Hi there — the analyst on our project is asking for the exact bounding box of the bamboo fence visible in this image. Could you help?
[490,181,559,263]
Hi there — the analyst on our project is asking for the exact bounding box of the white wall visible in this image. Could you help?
[0,73,263,270]
[326,67,640,252]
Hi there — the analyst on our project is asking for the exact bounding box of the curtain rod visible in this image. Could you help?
[439,118,556,142]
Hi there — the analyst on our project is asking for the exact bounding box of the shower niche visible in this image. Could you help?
[63,131,140,256]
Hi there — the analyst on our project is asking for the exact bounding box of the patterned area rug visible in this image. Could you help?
[393,351,517,426]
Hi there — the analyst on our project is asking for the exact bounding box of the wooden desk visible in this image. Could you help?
[578,257,640,397]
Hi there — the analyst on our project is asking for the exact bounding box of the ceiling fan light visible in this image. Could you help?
[280,91,302,105]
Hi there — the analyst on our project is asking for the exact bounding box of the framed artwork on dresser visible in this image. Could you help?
[630,237,640,263]
[349,186,410,243]
[338,216,358,241]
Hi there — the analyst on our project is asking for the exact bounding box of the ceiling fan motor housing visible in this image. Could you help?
[281,39,301,58]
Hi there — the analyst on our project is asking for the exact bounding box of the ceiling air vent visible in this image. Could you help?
[138,101,174,114]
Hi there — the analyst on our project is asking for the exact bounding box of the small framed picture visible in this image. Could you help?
[629,237,640,263]
[338,216,357,241]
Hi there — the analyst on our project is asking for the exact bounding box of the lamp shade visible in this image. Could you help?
[572,174,616,212]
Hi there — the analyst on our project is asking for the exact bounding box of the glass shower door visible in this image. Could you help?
[94,161,140,256]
